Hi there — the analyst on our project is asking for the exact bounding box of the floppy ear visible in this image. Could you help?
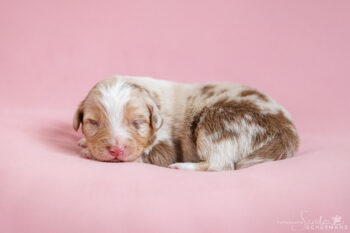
[73,101,84,131]
[148,103,163,131]
[143,91,163,131]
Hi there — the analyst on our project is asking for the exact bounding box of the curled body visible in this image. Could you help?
[73,76,299,171]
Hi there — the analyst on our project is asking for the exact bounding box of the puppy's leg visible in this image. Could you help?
[78,138,93,159]
[168,137,239,171]
[196,133,237,171]
[193,107,251,171]
[78,137,87,148]
[193,103,298,171]
[169,161,209,171]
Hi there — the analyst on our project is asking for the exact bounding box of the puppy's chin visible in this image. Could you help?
[90,150,141,163]
[89,150,117,162]
[117,153,141,162]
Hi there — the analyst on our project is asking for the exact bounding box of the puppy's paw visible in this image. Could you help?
[168,163,196,171]
[80,148,93,159]
[78,138,87,148]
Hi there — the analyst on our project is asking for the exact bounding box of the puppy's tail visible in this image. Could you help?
[235,156,273,170]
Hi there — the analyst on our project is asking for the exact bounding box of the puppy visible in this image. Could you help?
[73,76,299,171]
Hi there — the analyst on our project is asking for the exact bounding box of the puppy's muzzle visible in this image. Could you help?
[108,145,128,161]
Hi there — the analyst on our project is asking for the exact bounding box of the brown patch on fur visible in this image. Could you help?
[205,91,215,98]
[128,83,144,91]
[251,131,266,148]
[249,110,298,162]
[143,141,177,167]
[194,98,261,144]
[171,108,202,164]
[194,107,239,145]
[191,97,299,166]
[200,85,218,99]
[170,116,200,163]
[200,85,216,95]
[240,89,268,102]
[172,139,183,162]
[201,88,228,100]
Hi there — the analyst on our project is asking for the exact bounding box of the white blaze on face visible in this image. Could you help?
[98,81,132,142]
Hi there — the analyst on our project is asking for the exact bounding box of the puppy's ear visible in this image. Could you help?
[148,103,163,131]
[144,92,163,131]
[73,101,84,131]
[135,85,163,131]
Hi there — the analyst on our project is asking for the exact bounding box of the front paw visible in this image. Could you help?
[80,148,93,159]
[78,138,87,148]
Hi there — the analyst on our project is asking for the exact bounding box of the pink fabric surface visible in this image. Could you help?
[1,1,349,233]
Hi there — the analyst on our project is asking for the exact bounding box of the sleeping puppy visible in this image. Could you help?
[73,76,299,171]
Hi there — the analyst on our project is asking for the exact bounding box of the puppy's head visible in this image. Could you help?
[73,78,162,162]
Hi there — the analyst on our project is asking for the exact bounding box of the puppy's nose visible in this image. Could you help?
[108,146,126,157]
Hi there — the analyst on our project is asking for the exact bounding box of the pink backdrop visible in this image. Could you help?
[1,0,350,133]
[1,1,349,233]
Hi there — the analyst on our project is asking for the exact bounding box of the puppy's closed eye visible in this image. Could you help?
[132,119,146,129]
[84,119,99,136]
[87,119,99,126]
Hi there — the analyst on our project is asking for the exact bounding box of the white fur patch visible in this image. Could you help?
[207,140,236,170]
[98,80,132,140]
[201,117,270,170]
[223,118,267,154]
